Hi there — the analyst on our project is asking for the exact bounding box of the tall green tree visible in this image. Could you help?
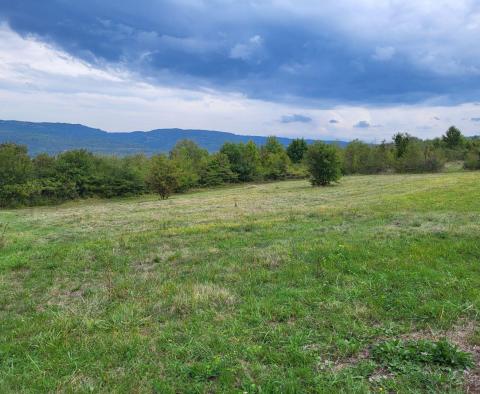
[442,126,464,149]
[170,140,208,165]
[393,133,411,158]
[286,138,308,163]
[262,136,285,155]
[169,140,208,191]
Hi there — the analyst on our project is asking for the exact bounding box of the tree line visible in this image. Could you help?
[0,126,479,207]
[342,126,479,175]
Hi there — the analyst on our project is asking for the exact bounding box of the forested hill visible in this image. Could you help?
[0,120,348,156]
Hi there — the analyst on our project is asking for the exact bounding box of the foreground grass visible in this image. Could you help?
[0,172,479,393]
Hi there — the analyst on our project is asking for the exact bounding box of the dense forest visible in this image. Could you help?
[1,126,479,207]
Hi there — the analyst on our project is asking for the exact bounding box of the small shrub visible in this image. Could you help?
[423,147,446,172]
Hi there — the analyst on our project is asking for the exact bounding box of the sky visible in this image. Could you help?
[1,1,480,142]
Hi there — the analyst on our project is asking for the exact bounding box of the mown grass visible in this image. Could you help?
[0,172,479,393]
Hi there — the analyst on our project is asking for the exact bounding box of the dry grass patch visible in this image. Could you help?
[252,248,286,269]
[171,283,237,315]
[44,284,88,311]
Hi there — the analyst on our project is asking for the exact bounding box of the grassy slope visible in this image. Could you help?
[0,173,479,393]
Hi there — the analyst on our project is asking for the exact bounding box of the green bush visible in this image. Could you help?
[368,142,395,174]
[220,141,261,182]
[343,140,372,174]
[464,148,480,170]
[0,143,33,187]
[286,162,309,179]
[199,153,237,186]
[0,182,39,207]
[261,151,290,180]
[147,155,181,199]
[342,140,395,175]
[394,142,445,173]
[304,142,342,186]
[423,147,446,172]
[260,137,291,180]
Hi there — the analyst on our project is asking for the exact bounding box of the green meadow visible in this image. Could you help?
[1,172,479,393]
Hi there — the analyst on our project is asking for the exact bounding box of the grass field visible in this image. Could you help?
[1,172,479,393]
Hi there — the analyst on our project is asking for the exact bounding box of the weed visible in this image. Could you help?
[371,339,474,372]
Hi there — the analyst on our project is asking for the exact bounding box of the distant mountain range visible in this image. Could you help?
[0,120,348,156]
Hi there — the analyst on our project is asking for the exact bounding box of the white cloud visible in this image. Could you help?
[0,24,120,82]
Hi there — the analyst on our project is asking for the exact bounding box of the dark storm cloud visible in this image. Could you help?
[1,1,480,105]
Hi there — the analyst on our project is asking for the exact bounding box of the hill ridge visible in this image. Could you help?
[0,120,348,156]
